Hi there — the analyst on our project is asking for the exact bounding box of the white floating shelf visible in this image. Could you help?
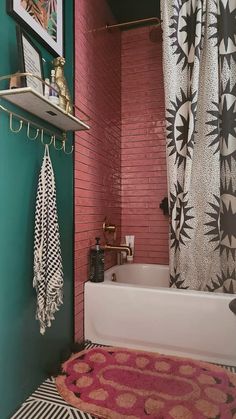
[0,87,89,132]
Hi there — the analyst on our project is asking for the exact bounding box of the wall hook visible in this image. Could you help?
[41,130,54,146]
[53,135,64,151]
[27,122,39,140]
[9,113,23,133]
[63,139,74,155]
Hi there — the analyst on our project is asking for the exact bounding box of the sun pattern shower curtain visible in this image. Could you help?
[161,0,236,292]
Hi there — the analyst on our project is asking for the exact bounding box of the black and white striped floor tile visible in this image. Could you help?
[10,377,96,419]
[218,364,236,374]
[10,342,236,419]
[11,342,98,419]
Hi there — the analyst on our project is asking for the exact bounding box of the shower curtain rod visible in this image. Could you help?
[106,17,160,30]
[96,17,161,32]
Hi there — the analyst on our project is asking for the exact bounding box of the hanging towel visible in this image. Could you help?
[33,145,63,335]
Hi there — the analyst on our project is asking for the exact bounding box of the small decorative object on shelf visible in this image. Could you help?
[53,56,73,114]
[49,70,59,106]
[44,78,50,99]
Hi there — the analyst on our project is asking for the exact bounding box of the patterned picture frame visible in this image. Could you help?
[7,0,63,56]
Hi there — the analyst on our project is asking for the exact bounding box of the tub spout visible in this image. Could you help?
[103,244,133,257]
[111,273,117,282]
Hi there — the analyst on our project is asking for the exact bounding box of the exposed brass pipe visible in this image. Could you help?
[103,244,133,257]
[106,17,161,31]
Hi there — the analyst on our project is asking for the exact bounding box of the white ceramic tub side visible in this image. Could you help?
[84,263,236,366]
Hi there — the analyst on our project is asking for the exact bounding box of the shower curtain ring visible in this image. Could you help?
[41,130,54,146]
[63,137,74,155]
[53,135,64,151]
[27,122,39,140]
[9,113,23,133]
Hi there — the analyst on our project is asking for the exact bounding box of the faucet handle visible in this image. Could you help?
[103,217,116,233]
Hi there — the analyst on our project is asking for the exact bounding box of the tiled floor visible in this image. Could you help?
[11,342,98,419]
[11,343,236,419]
[10,377,95,419]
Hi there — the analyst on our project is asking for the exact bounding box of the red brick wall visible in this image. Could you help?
[74,0,121,341]
[74,18,169,340]
[121,26,169,264]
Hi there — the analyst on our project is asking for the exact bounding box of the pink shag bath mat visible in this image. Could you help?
[56,346,236,418]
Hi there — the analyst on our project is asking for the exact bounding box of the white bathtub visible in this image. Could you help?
[84,263,236,366]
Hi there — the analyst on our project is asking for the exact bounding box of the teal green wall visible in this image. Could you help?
[0,3,74,418]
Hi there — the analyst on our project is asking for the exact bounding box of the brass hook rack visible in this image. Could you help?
[0,102,64,140]
[0,102,74,154]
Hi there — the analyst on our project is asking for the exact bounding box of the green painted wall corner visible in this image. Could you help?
[0,2,74,418]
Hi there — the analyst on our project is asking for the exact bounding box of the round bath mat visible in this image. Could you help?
[56,346,236,418]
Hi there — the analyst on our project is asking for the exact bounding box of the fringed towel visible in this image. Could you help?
[33,145,63,335]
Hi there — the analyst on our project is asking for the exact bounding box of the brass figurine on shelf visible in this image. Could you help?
[52,56,73,114]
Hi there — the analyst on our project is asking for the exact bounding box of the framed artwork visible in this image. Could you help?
[16,26,44,95]
[7,0,63,56]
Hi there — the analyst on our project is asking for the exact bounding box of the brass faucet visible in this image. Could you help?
[103,244,133,257]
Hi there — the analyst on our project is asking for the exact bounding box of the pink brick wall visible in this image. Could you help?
[74,17,169,341]
[74,0,121,341]
[121,26,169,264]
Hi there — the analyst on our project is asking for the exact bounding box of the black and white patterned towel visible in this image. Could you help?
[33,145,63,335]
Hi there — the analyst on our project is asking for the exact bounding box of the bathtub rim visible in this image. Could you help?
[87,280,236,300]
[99,264,236,299]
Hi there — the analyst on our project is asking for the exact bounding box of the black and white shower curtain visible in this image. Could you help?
[161,0,236,292]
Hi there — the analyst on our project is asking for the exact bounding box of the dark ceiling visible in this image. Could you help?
[107,0,161,24]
